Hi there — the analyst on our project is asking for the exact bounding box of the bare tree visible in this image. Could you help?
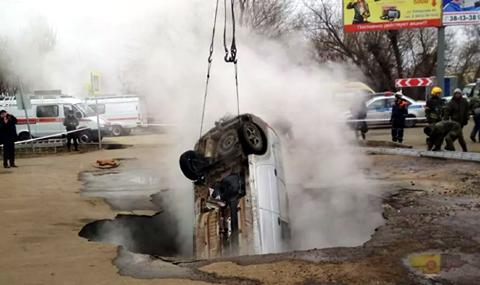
[448,26,480,85]
[302,0,466,92]
[236,0,297,37]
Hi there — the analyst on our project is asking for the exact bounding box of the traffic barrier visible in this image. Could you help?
[14,128,90,145]
[366,147,480,162]
[346,117,427,123]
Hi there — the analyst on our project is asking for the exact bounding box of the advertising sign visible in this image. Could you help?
[443,0,480,25]
[343,0,442,32]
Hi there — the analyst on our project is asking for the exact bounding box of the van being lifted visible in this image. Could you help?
[85,95,148,136]
[180,114,291,258]
[0,91,111,142]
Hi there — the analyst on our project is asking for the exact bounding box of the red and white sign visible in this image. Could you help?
[395,77,433,88]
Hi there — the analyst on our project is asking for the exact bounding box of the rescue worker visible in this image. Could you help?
[0,110,18,168]
[350,95,368,140]
[469,93,480,142]
[424,120,464,151]
[63,110,79,151]
[425,86,446,125]
[390,93,409,143]
[444,88,469,152]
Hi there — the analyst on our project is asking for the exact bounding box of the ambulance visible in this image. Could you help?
[0,93,111,142]
[85,95,148,136]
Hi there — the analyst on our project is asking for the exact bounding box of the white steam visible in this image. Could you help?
[1,0,382,253]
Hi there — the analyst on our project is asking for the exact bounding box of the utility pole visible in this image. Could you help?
[436,26,446,95]
[90,72,102,150]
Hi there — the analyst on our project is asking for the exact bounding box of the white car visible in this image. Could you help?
[348,93,426,128]
[180,114,290,258]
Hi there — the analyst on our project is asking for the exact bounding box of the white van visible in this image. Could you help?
[85,95,148,136]
[1,95,111,142]
[180,114,290,258]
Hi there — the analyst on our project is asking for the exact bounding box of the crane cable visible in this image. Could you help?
[223,0,241,118]
[199,0,240,138]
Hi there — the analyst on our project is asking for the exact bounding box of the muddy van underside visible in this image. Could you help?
[186,114,269,258]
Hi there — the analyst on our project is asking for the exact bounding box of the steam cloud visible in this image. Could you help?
[1,0,382,253]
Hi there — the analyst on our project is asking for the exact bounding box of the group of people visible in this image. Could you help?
[0,109,81,169]
[423,87,473,152]
[351,85,480,152]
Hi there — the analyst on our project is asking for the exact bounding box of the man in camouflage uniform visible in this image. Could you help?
[469,93,480,142]
[425,86,446,125]
[444,88,469,151]
[424,120,465,151]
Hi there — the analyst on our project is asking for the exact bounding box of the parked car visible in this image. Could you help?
[86,95,148,136]
[0,94,111,142]
[179,114,291,258]
[346,92,426,128]
[462,83,476,98]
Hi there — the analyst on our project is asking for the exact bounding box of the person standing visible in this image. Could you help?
[425,86,446,125]
[469,93,480,142]
[0,110,18,168]
[444,88,469,152]
[63,110,79,151]
[390,94,409,143]
[350,96,368,140]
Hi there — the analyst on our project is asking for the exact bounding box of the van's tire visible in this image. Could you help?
[217,129,240,156]
[405,115,417,128]
[18,132,31,141]
[78,131,92,143]
[238,122,267,155]
[111,125,123,137]
[179,150,208,181]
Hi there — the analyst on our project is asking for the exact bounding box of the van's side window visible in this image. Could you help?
[63,105,73,115]
[89,104,106,115]
[37,105,59,117]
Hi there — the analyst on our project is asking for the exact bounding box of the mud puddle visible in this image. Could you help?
[79,161,186,258]
[80,165,165,211]
[79,211,181,256]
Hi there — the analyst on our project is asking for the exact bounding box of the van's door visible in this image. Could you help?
[35,104,62,137]
[272,142,291,249]
[255,162,283,254]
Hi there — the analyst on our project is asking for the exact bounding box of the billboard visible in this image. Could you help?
[443,0,480,25]
[343,0,442,32]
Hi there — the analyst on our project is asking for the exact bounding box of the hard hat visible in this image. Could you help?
[431,86,442,95]
[453,88,462,94]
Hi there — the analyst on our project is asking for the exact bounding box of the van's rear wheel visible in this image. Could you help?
[79,132,91,143]
[239,122,267,155]
[18,132,31,141]
[111,125,123,137]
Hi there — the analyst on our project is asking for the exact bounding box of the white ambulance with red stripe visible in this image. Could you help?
[3,94,111,142]
[85,95,147,136]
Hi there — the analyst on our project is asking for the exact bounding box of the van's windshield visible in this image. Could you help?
[74,103,96,117]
